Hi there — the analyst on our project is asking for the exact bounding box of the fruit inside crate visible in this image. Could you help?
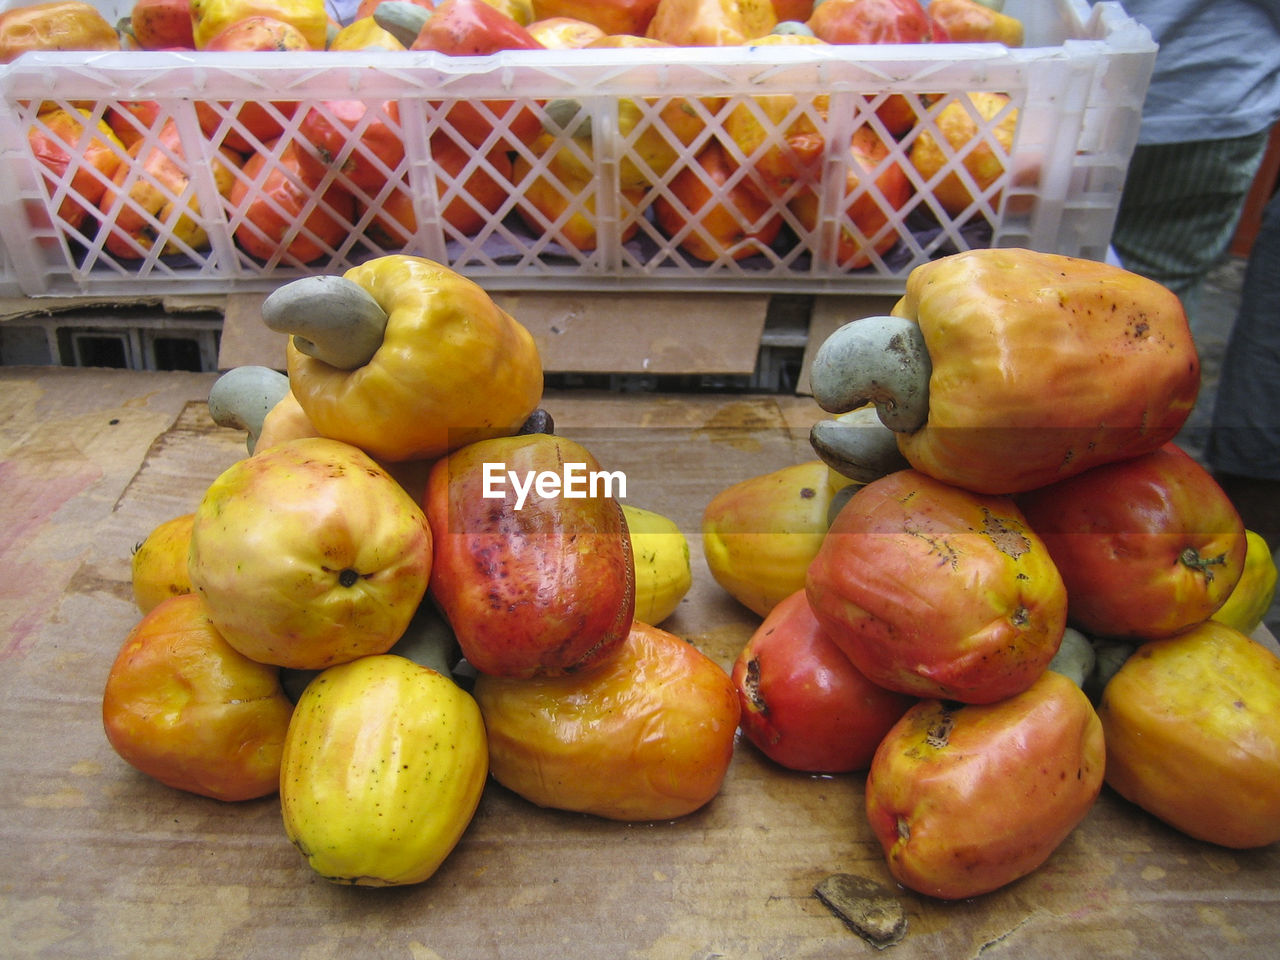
[0,0,1156,297]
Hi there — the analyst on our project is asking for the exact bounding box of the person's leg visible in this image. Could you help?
[1110,132,1272,309]
[1205,189,1280,548]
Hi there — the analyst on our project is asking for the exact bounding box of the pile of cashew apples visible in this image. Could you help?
[705,245,1280,900]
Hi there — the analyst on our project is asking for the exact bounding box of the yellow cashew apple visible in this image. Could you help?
[623,503,693,625]
[702,459,855,617]
[280,654,488,886]
[188,436,433,670]
[131,511,195,613]
[1212,530,1278,635]
[1097,620,1280,849]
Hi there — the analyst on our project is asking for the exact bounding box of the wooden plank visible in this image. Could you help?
[795,293,902,396]
[0,293,226,324]
[499,291,770,375]
[216,289,771,376]
[215,291,279,371]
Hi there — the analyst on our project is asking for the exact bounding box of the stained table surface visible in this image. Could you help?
[2,366,1276,960]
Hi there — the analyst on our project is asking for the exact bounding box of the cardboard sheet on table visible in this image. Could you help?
[1,367,1277,960]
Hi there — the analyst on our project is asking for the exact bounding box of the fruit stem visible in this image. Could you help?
[1179,547,1227,581]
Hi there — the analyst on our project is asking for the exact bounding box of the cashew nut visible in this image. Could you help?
[261,275,390,371]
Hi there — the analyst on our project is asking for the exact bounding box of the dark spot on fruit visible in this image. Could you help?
[743,658,767,713]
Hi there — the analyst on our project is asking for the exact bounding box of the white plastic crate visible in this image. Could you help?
[0,0,1154,298]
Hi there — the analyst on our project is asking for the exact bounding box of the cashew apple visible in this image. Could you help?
[473,620,739,821]
[806,468,1067,703]
[102,593,294,801]
[280,654,488,885]
[425,432,634,678]
[188,436,433,670]
[865,670,1105,899]
[809,249,1200,494]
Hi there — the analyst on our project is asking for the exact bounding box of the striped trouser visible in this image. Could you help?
[1109,129,1274,307]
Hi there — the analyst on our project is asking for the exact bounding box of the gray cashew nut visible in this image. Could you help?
[808,315,931,433]
[261,275,390,371]
[810,406,912,484]
[208,365,291,454]
[372,1,432,47]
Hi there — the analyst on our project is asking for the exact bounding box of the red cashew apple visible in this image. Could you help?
[866,669,1105,899]
[1017,443,1247,640]
[806,468,1067,703]
[425,432,635,679]
[733,588,915,773]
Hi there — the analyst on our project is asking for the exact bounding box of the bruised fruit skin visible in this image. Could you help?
[473,621,739,821]
[426,432,634,679]
[865,670,1105,900]
[733,589,915,773]
[187,437,433,670]
[807,469,1067,703]
[280,654,488,885]
[102,593,294,802]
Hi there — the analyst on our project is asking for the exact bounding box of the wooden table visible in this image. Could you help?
[2,366,1276,960]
